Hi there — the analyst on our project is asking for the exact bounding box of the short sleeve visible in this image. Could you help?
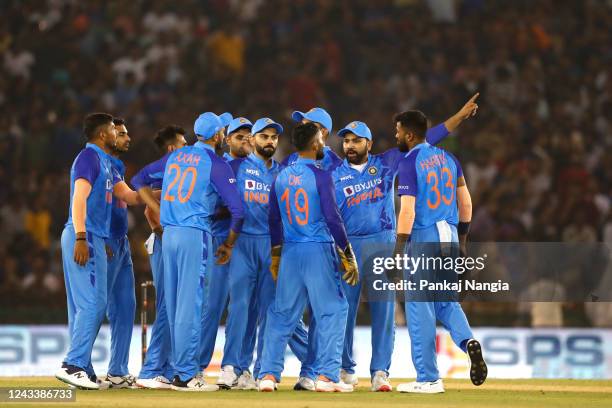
[447,151,463,178]
[74,148,100,185]
[397,150,418,197]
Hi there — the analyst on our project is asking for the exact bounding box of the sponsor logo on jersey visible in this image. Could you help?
[343,186,355,197]
[246,168,260,176]
[245,179,270,191]
[340,175,354,182]
[342,178,383,197]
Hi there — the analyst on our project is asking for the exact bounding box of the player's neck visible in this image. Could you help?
[253,151,273,168]
[298,151,317,160]
[90,139,112,155]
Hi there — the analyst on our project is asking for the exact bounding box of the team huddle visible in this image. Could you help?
[55,94,488,394]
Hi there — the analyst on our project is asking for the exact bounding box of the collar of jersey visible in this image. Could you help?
[247,153,277,171]
[295,156,317,165]
[194,141,215,152]
[342,154,373,174]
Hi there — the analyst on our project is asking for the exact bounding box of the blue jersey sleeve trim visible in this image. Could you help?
[309,164,349,249]
[397,150,419,197]
[229,157,245,176]
[209,151,244,233]
[268,177,283,247]
[131,154,170,190]
[425,123,449,146]
[380,148,404,173]
[281,153,295,167]
[74,148,100,185]
[446,151,464,178]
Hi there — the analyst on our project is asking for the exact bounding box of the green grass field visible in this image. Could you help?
[1,377,611,408]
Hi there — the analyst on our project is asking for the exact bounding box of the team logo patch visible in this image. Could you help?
[239,118,248,123]
[349,122,358,128]
[266,118,273,124]
[245,179,255,190]
[368,166,378,175]
[343,186,355,197]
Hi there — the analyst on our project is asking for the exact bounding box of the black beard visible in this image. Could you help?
[346,150,367,165]
[256,144,275,158]
[315,148,325,160]
[397,140,409,152]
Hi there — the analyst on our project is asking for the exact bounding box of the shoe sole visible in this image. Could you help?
[467,340,488,386]
[55,374,99,390]
[293,384,314,391]
[373,385,392,392]
[170,386,218,392]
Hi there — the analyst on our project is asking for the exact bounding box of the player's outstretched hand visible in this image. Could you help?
[74,239,89,266]
[458,93,479,120]
[270,245,282,281]
[337,244,359,286]
[215,242,233,265]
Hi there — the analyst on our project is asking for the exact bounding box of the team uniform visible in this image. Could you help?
[258,157,349,383]
[60,143,119,378]
[332,123,450,379]
[282,146,342,171]
[160,141,243,382]
[131,153,175,383]
[396,142,474,383]
[105,156,136,379]
[221,153,310,380]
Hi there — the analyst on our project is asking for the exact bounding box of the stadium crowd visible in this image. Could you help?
[0,0,611,326]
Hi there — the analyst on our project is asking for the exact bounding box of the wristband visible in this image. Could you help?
[458,221,471,235]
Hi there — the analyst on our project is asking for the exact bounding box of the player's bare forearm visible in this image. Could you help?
[113,181,144,205]
[137,186,161,214]
[397,195,416,236]
[72,178,92,234]
[444,93,479,132]
[457,183,472,222]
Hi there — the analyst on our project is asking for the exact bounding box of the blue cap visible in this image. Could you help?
[227,117,253,135]
[291,107,332,132]
[337,121,372,141]
[194,112,223,139]
[252,117,283,135]
[219,112,234,128]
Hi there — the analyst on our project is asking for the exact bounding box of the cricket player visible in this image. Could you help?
[283,107,342,171]
[133,125,187,389]
[332,95,480,391]
[257,122,359,393]
[160,112,243,391]
[216,118,309,390]
[394,110,487,393]
[56,113,144,390]
[199,117,257,388]
[103,118,137,388]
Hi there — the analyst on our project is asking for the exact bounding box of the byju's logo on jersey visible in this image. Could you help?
[343,186,355,197]
[245,179,270,191]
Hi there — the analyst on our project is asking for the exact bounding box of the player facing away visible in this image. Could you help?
[199,116,256,388]
[132,125,187,389]
[56,113,144,390]
[331,95,479,391]
[257,122,359,393]
[102,118,137,388]
[282,107,343,171]
[216,118,310,390]
[160,112,244,391]
[394,110,487,394]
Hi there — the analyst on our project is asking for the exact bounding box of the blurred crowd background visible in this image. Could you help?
[1,0,611,326]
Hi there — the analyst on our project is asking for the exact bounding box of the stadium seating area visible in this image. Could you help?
[0,0,610,325]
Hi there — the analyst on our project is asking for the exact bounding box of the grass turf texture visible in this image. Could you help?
[1,377,611,408]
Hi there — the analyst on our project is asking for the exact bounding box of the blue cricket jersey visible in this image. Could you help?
[109,156,129,239]
[130,152,172,191]
[332,123,449,236]
[230,153,281,236]
[269,157,349,249]
[66,143,119,238]
[160,142,244,233]
[210,154,234,238]
[397,142,462,229]
[281,146,342,171]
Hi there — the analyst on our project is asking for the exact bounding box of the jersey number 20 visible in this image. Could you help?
[163,164,197,203]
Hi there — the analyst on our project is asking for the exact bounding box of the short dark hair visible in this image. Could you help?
[83,113,113,141]
[292,122,320,151]
[154,125,185,152]
[113,117,126,126]
[394,110,428,139]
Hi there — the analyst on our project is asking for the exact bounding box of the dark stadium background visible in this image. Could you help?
[0,0,610,329]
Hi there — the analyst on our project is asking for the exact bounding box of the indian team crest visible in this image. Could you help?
[368,166,378,175]
[349,122,358,129]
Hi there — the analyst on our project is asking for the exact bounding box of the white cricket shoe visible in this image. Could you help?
[315,376,354,393]
[216,365,238,389]
[340,369,358,386]
[236,371,257,390]
[293,376,315,391]
[397,379,445,394]
[106,373,137,389]
[171,376,219,392]
[55,367,99,390]
[258,375,277,392]
[136,376,172,389]
[371,371,392,392]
